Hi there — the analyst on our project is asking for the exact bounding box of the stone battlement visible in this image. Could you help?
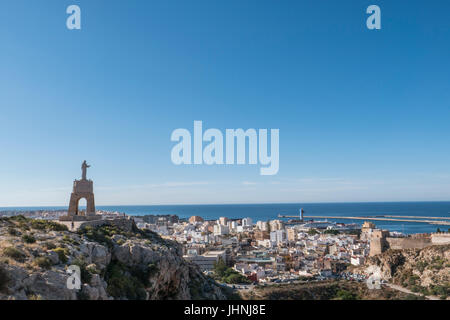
[431,233,450,245]
[386,237,432,250]
[370,230,450,256]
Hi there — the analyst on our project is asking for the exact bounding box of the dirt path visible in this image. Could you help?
[386,283,440,300]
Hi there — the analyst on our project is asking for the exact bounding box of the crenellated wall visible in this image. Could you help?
[370,231,450,256]
[431,233,450,245]
[386,237,432,250]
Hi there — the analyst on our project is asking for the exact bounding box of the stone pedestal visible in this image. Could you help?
[60,179,100,222]
[68,179,96,216]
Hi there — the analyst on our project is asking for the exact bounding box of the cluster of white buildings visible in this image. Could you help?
[132,214,374,283]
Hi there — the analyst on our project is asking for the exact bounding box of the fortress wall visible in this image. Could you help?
[370,231,449,256]
[386,237,432,250]
[431,233,450,245]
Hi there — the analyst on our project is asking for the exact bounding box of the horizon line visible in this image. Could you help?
[1,199,450,209]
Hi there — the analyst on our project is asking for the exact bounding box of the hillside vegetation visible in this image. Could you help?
[0,216,227,300]
[240,280,417,300]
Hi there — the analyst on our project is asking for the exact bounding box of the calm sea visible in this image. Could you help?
[1,202,450,234]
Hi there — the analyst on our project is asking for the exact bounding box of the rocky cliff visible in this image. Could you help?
[0,216,227,300]
[360,244,450,298]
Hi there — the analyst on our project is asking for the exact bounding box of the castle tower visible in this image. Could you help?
[369,229,390,256]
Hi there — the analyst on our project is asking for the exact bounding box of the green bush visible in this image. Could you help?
[78,227,114,248]
[419,286,430,296]
[105,261,147,300]
[410,285,420,293]
[432,261,444,270]
[61,235,80,246]
[22,234,36,244]
[33,257,52,269]
[224,273,249,284]
[86,264,99,274]
[30,219,68,232]
[18,222,30,231]
[324,229,340,235]
[346,229,362,236]
[43,242,57,250]
[30,220,46,230]
[46,221,68,232]
[416,260,428,273]
[213,258,251,284]
[52,248,69,263]
[429,285,449,297]
[9,215,27,222]
[7,227,19,236]
[407,275,420,287]
[213,258,228,277]
[2,247,26,262]
[335,289,358,300]
[78,224,160,248]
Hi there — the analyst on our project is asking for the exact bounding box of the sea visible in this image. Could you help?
[1,202,450,235]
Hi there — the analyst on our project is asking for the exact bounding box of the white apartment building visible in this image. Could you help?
[270,230,287,245]
[184,250,227,271]
[214,224,230,236]
[256,239,273,248]
[350,256,365,266]
[242,217,253,227]
[269,219,284,231]
[256,221,269,231]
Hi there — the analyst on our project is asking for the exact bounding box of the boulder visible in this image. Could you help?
[81,284,99,300]
[47,251,59,265]
[91,245,111,269]
[21,271,77,300]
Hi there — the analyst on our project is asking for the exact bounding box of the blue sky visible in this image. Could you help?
[0,0,449,206]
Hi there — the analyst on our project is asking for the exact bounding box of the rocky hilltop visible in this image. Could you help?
[360,244,449,298]
[0,216,227,300]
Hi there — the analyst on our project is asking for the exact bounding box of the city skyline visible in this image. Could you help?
[1,1,450,206]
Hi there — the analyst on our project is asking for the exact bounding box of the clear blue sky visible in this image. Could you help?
[0,0,449,206]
